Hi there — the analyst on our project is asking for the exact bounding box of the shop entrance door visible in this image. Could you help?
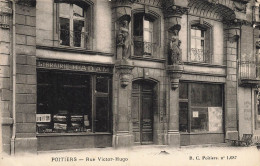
[132,80,154,145]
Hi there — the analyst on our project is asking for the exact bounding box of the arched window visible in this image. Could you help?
[133,12,160,58]
[190,22,212,63]
[55,0,93,49]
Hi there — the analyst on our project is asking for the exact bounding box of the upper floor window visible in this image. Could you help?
[57,2,92,49]
[133,13,160,58]
[190,23,211,63]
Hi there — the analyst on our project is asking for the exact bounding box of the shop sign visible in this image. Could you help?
[37,60,113,73]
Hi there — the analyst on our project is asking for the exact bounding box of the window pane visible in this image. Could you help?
[191,29,196,36]
[191,107,208,132]
[257,97,260,129]
[134,14,143,36]
[179,102,188,132]
[191,83,222,107]
[60,18,70,46]
[96,76,109,93]
[179,83,188,99]
[73,4,84,18]
[37,72,92,133]
[201,30,205,37]
[73,20,85,47]
[95,97,109,132]
[196,29,201,37]
[143,19,149,29]
[59,3,70,17]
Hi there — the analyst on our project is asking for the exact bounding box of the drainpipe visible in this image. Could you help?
[10,0,16,156]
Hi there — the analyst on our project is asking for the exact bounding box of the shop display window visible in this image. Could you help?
[37,70,111,134]
[179,82,223,133]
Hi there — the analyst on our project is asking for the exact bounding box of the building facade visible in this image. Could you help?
[1,0,260,155]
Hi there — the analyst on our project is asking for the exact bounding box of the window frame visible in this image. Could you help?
[132,10,161,59]
[188,20,213,64]
[255,90,260,130]
[54,0,93,50]
[179,82,224,134]
[36,69,112,134]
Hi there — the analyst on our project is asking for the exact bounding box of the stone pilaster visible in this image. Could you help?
[163,3,187,147]
[113,60,134,147]
[0,0,13,155]
[14,1,37,154]
[112,1,135,147]
[224,25,240,140]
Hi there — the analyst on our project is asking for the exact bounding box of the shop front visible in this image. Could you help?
[36,59,113,151]
[179,82,225,145]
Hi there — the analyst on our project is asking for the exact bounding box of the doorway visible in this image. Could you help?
[131,80,155,145]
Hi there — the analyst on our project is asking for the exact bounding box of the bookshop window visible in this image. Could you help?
[36,70,111,133]
[179,82,223,133]
[57,1,92,49]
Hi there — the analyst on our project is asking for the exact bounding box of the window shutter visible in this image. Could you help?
[153,19,159,58]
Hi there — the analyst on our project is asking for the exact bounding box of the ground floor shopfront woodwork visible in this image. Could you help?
[34,59,229,151]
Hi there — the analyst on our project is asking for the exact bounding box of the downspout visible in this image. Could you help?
[10,0,16,156]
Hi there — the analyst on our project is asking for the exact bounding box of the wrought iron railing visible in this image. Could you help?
[59,29,89,48]
[239,61,260,80]
[134,41,157,57]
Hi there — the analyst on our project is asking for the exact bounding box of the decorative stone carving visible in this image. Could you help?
[167,65,184,90]
[168,24,182,65]
[233,1,247,13]
[115,59,134,88]
[162,5,188,17]
[0,6,12,29]
[117,15,131,60]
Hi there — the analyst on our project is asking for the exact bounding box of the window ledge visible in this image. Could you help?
[180,132,224,135]
[36,45,114,57]
[37,132,112,137]
[131,56,166,63]
[183,61,226,68]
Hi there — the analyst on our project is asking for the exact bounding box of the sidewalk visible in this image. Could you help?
[1,145,260,166]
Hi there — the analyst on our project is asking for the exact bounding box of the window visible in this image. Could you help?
[179,82,223,133]
[133,13,159,57]
[36,70,111,133]
[256,91,260,130]
[57,2,92,49]
[190,23,211,63]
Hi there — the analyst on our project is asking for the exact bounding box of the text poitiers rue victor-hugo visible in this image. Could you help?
[51,156,128,162]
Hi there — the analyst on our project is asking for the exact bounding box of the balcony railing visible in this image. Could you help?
[59,29,89,48]
[239,61,260,86]
[133,41,157,57]
[239,61,260,79]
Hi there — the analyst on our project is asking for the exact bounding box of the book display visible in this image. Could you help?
[69,115,84,132]
[36,114,52,133]
[53,110,68,132]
